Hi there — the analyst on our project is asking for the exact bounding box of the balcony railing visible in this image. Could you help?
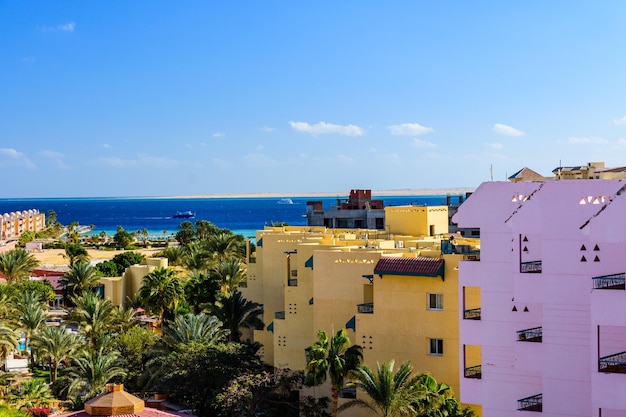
[274,311,285,320]
[520,261,542,273]
[248,257,256,264]
[357,303,374,314]
[463,308,481,320]
[592,273,625,290]
[288,278,298,287]
[462,254,480,261]
[599,351,626,373]
[238,281,248,288]
[464,365,482,379]
[518,394,542,412]
[517,327,542,342]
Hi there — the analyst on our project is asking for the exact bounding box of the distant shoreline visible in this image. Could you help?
[158,187,476,199]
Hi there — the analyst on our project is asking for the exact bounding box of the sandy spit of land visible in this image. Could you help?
[147,187,476,199]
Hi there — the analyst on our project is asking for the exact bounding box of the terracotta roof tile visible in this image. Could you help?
[374,256,444,278]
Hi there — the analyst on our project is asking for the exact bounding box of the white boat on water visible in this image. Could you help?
[277,198,294,204]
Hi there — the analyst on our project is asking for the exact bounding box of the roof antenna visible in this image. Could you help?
[490,164,493,181]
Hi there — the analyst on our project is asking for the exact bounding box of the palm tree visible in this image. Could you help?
[162,313,229,349]
[205,232,245,261]
[414,373,475,417]
[9,378,53,410]
[0,323,19,370]
[305,329,363,417]
[338,360,423,417]
[12,291,48,365]
[204,291,263,342]
[32,325,82,382]
[139,267,184,321]
[61,261,102,301]
[71,292,114,348]
[0,248,40,282]
[210,258,246,297]
[182,241,212,271]
[66,347,127,400]
[62,243,90,267]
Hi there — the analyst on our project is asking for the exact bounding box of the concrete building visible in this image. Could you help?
[305,189,386,230]
[242,203,480,404]
[1,209,46,242]
[453,179,626,417]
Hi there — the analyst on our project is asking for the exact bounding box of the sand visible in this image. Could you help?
[32,247,164,270]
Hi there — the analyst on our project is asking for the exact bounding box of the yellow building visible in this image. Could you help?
[241,204,480,406]
[100,257,169,307]
[1,209,46,242]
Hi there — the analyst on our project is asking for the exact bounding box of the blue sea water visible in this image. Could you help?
[0,195,457,239]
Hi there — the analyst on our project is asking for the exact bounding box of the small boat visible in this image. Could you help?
[277,198,294,205]
[173,211,195,219]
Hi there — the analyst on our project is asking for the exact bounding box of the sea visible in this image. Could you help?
[0,195,461,241]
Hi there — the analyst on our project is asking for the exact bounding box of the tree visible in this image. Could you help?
[305,329,363,417]
[32,325,82,382]
[414,373,475,417]
[8,379,53,410]
[175,221,196,246]
[12,291,48,366]
[62,243,90,267]
[113,326,158,392]
[66,347,127,400]
[205,291,264,342]
[0,248,40,283]
[182,241,212,271]
[71,292,114,348]
[0,323,19,370]
[206,232,246,261]
[139,267,184,321]
[113,226,133,249]
[338,360,423,417]
[162,313,229,349]
[184,270,221,313]
[210,258,246,297]
[61,261,102,301]
[13,280,55,304]
[46,209,57,226]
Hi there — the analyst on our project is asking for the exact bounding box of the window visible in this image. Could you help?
[429,338,444,356]
[428,294,443,310]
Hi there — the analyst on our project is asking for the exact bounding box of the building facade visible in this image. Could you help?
[1,209,46,242]
[453,180,626,417]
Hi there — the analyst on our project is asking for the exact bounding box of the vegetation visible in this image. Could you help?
[0,249,40,283]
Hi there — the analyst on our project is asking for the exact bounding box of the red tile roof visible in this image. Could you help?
[374,256,445,279]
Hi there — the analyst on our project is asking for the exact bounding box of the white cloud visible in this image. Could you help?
[98,155,179,168]
[256,145,264,151]
[289,121,365,137]
[40,150,63,158]
[0,148,35,169]
[614,116,626,125]
[493,123,525,137]
[212,132,225,138]
[388,123,434,136]
[485,142,504,150]
[211,158,231,169]
[259,126,275,133]
[568,137,610,145]
[411,139,436,148]
[102,144,111,149]
[40,22,76,32]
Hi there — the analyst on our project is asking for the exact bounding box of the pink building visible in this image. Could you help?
[453,180,626,417]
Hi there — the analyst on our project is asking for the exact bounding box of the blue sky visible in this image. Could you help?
[3,1,626,198]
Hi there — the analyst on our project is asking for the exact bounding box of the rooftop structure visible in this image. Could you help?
[304,189,386,229]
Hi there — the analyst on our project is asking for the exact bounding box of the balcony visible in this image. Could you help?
[520,261,542,273]
[238,281,248,288]
[463,308,481,320]
[598,351,626,373]
[518,394,542,412]
[357,303,374,314]
[248,257,256,264]
[462,254,480,261]
[517,327,542,342]
[274,311,285,320]
[464,365,482,379]
[592,273,625,290]
[288,278,298,287]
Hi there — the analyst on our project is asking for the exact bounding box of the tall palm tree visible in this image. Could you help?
[66,347,127,400]
[210,258,246,297]
[32,325,82,382]
[338,360,423,417]
[12,291,48,365]
[62,243,90,267]
[139,267,184,321]
[205,232,245,261]
[305,329,363,417]
[0,248,40,282]
[0,323,19,370]
[61,261,102,301]
[204,291,263,342]
[182,241,212,271]
[162,313,229,349]
[71,292,114,348]
[414,373,474,417]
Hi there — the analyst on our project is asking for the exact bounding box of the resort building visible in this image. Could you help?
[453,179,626,417]
[0,209,45,243]
[304,189,386,230]
[241,203,479,404]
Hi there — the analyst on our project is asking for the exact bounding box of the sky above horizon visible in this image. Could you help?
[3,2,626,198]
